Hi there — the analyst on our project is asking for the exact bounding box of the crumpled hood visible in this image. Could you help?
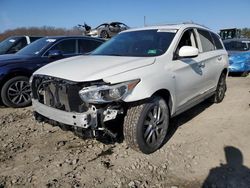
[228,51,250,65]
[0,54,34,66]
[34,55,155,82]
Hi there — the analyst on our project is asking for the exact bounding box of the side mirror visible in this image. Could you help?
[178,46,199,58]
[48,50,63,59]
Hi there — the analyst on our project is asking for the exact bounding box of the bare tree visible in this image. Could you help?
[241,28,250,38]
[0,26,82,41]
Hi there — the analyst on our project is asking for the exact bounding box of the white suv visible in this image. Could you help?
[31,23,228,154]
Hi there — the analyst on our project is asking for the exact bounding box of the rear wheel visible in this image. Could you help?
[1,76,31,107]
[210,73,227,103]
[124,96,169,154]
[241,71,249,77]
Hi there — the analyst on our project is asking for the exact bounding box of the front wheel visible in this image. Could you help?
[100,30,109,39]
[1,76,31,108]
[123,96,169,154]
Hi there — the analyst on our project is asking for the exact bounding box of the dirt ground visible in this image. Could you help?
[0,76,250,188]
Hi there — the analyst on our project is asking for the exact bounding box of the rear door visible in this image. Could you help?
[195,29,223,91]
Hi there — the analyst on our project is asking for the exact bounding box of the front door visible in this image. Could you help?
[171,29,207,109]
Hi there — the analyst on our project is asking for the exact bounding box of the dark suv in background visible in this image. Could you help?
[0,36,105,108]
[0,36,41,55]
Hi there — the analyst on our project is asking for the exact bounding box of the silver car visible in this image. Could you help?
[84,22,129,39]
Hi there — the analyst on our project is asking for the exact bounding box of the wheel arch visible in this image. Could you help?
[152,89,174,116]
[222,68,228,76]
[0,71,32,92]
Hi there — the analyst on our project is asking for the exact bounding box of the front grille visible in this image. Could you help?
[31,75,89,113]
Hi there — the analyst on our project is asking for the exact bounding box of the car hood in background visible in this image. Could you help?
[228,51,250,65]
[34,55,156,82]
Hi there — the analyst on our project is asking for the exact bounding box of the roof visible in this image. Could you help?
[123,23,210,33]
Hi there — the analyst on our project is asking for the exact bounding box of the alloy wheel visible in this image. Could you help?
[217,75,226,101]
[143,104,166,146]
[7,80,31,105]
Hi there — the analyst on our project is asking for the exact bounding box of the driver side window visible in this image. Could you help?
[176,29,197,53]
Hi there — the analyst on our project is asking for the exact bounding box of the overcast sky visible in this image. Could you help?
[0,0,249,33]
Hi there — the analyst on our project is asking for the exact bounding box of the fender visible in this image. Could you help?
[103,62,177,115]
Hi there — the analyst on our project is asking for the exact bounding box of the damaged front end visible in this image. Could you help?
[31,75,125,139]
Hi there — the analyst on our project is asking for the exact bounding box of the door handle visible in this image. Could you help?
[198,62,205,68]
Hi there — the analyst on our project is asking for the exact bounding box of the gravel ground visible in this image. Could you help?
[0,76,250,188]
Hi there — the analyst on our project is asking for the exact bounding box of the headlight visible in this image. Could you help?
[79,79,140,103]
[89,30,97,35]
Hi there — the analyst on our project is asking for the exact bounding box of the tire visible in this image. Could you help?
[210,73,227,103]
[124,96,169,154]
[1,76,31,108]
[241,71,249,77]
[100,30,109,39]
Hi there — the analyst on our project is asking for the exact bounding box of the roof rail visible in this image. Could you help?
[144,21,210,29]
[182,21,210,29]
[144,22,179,27]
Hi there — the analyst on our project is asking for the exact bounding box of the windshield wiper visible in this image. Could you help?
[105,53,123,56]
[92,53,123,56]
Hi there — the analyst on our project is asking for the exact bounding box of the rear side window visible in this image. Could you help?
[78,39,103,53]
[197,29,215,52]
[211,32,223,50]
[50,39,76,54]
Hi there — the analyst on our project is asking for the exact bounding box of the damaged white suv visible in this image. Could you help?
[31,23,228,154]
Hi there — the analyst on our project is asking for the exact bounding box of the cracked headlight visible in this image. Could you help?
[89,30,98,35]
[79,79,140,103]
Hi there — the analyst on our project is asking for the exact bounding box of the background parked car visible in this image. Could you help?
[0,36,41,55]
[223,38,250,76]
[0,36,105,108]
[84,22,129,39]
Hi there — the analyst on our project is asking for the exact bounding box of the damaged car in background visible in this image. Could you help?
[31,23,228,154]
[81,22,129,39]
[223,38,250,76]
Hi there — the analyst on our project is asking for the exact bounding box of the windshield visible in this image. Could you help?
[17,38,57,56]
[92,29,176,57]
[224,41,250,51]
[0,37,21,54]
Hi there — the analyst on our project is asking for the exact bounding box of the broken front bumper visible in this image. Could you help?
[32,99,97,129]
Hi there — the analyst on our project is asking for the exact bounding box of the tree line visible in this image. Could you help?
[240,28,250,38]
[0,26,83,42]
[0,26,250,42]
